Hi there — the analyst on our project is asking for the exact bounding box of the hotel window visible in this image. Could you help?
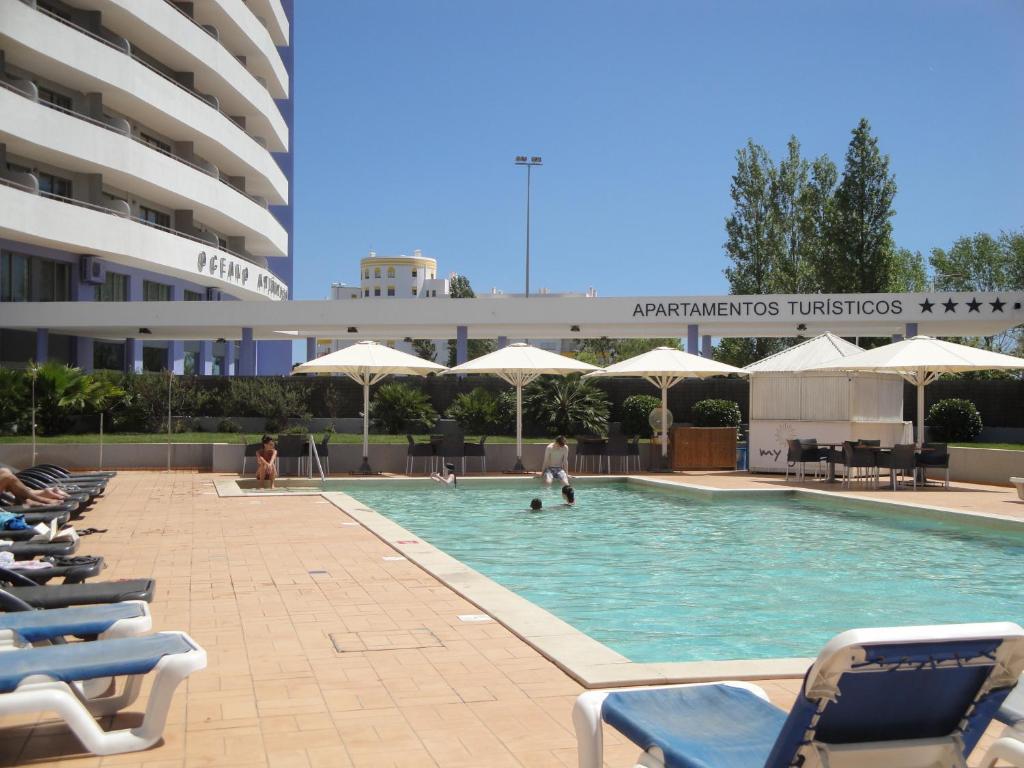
[363,288,369,297]
[1,252,70,302]
[184,289,204,301]
[93,341,124,371]
[38,172,72,199]
[37,87,72,111]
[142,280,172,301]
[140,133,172,154]
[363,269,369,279]
[95,271,130,302]
[386,267,395,279]
[140,206,170,229]
[411,268,417,277]
[411,287,418,296]
[373,287,381,297]
[217,237,228,251]
[374,267,381,278]
[387,286,395,296]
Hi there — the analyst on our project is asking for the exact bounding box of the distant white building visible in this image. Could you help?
[322,250,450,359]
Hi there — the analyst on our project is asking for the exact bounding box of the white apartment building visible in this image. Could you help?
[0,0,294,375]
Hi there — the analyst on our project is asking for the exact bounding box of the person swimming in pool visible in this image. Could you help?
[431,463,457,487]
[529,498,543,511]
[560,485,575,506]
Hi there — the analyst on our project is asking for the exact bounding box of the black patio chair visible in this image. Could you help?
[877,443,917,490]
[437,432,466,475]
[276,435,306,477]
[603,433,631,474]
[241,443,260,476]
[405,435,435,475]
[574,437,605,474]
[842,441,878,488]
[785,438,828,482]
[463,436,487,473]
[916,442,950,488]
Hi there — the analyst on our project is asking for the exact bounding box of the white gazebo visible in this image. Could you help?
[445,343,599,471]
[583,346,746,469]
[745,333,910,473]
[292,340,447,473]
[809,335,1024,446]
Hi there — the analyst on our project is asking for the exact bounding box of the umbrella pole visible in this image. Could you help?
[916,375,925,448]
[660,383,669,470]
[358,380,371,474]
[513,382,524,472]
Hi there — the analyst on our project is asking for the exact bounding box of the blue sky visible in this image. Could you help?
[291,0,1023,301]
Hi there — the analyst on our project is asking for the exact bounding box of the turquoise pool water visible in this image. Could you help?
[325,479,1024,662]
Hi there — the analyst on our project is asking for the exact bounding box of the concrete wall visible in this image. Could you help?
[948,447,1024,487]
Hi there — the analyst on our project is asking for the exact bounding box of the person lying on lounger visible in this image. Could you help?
[256,435,278,489]
[0,468,71,505]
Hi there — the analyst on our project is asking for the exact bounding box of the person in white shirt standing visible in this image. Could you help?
[541,435,570,486]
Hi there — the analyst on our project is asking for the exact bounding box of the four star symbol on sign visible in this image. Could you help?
[990,298,1006,312]
[919,298,934,313]
[942,298,958,313]
[966,297,982,312]
[920,296,1011,315]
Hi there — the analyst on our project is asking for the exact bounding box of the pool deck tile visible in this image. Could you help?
[0,470,1017,766]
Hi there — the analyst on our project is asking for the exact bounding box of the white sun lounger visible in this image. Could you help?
[574,622,1024,768]
[1011,477,1024,500]
[980,673,1024,767]
[0,601,151,647]
[0,632,206,755]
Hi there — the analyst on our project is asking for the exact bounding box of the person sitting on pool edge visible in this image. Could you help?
[256,435,278,490]
[529,498,543,512]
[540,435,570,487]
[431,463,457,487]
[561,485,575,506]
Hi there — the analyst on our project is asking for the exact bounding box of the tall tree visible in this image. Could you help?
[889,248,928,292]
[799,154,838,292]
[824,118,898,293]
[929,230,1023,354]
[723,140,782,295]
[773,137,810,292]
[576,337,680,367]
[445,273,496,366]
[411,339,437,362]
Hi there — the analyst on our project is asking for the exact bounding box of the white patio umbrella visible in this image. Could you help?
[809,335,1024,446]
[583,347,747,469]
[292,341,447,473]
[445,343,599,471]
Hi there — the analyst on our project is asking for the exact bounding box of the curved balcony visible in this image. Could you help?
[0,83,287,258]
[0,178,284,301]
[1,0,287,203]
[168,0,288,100]
[67,0,288,151]
[246,0,290,47]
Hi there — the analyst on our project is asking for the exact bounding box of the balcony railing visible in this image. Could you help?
[34,5,271,154]
[0,78,267,207]
[0,174,260,267]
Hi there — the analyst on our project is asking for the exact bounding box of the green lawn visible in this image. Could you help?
[950,442,1024,451]
[0,432,541,445]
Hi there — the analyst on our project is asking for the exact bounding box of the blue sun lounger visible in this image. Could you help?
[980,673,1024,767]
[0,601,151,646]
[0,632,206,755]
[574,622,1024,768]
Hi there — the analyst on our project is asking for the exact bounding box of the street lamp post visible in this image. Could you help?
[514,155,542,297]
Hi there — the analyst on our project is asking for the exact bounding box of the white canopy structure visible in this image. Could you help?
[809,335,1024,446]
[744,332,864,373]
[445,343,599,471]
[584,347,746,468]
[292,340,447,472]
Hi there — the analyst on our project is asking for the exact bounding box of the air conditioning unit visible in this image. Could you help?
[206,287,222,301]
[80,255,106,285]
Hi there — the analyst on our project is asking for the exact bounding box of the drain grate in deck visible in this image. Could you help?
[330,627,443,653]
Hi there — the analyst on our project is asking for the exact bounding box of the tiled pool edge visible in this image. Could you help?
[321,489,813,688]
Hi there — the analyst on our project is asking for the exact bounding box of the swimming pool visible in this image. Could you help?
[323,479,1024,663]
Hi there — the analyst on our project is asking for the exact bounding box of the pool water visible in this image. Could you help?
[325,479,1024,662]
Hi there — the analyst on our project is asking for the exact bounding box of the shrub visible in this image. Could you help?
[495,389,517,435]
[29,362,126,435]
[691,399,742,428]
[928,398,982,442]
[620,394,661,437]
[0,368,29,433]
[370,382,438,434]
[446,387,501,434]
[217,418,241,433]
[523,375,610,437]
